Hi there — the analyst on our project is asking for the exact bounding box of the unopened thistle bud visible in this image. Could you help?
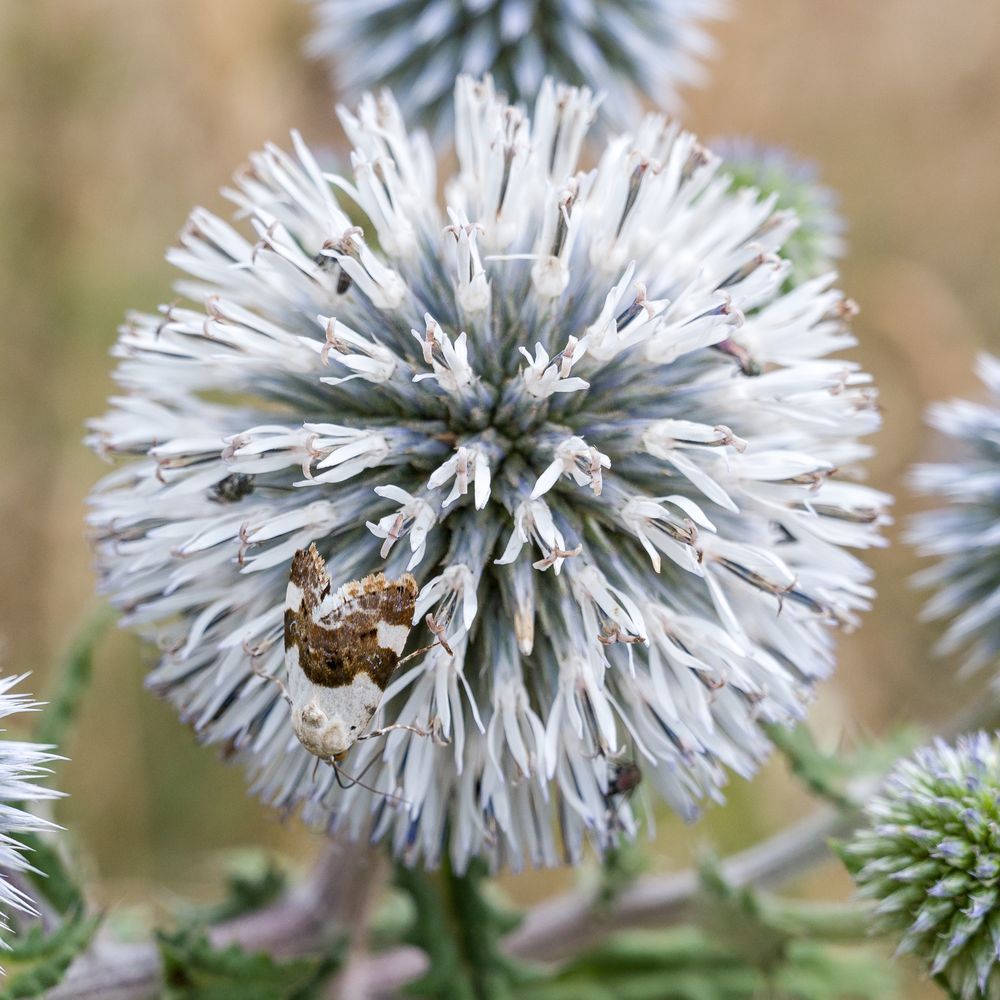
[714,137,845,284]
[846,733,1000,999]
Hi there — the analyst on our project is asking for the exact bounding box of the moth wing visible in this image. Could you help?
[283,546,418,693]
[287,668,384,736]
[286,544,329,617]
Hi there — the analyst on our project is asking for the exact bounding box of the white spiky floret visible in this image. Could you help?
[713,137,846,284]
[0,676,61,952]
[910,355,1000,675]
[88,76,889,871]
[307,0,728,132]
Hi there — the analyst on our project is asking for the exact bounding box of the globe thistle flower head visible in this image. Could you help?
[846,733,1000,999]
[0,675,61,947]
[910,355,1000,675]
[88,76,887,871]
[713,137,845,284]
[307,0,728,133]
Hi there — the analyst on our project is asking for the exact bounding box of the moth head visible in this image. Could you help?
[292,699,352,759]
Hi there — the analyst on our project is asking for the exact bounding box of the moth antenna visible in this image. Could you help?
[331,759,410,808]
[356,721,430,741]
[331,749,379,789]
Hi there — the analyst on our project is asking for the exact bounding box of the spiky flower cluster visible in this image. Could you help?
[911,355,1000,674]
[847,733,1000,1000]
[0,675,60,948]
[307,0,726,131]
[88,76,887,870]
[713,138,845,284]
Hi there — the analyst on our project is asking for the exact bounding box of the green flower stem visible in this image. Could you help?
[394,865,476,1000]
[516,927,895,1000]
[595,841,647,911]
[12,606,115,916]
[758,898,876,943]
[764,722,856,811]
[396,858,529,1000]
[16,833,83,917]
[34,605,114,750]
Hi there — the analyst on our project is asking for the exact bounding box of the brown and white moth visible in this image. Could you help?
[282,544,419,762]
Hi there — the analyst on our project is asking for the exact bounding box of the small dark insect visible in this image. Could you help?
[313,250,353,295]
[606,760,642,800]
[209,473,255,504]
[604,759,643,832]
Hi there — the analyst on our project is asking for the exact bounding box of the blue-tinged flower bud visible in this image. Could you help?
[713,138,845,284]
[847,733,1000,999]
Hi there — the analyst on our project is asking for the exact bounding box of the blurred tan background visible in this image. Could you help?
[2,0,999,991]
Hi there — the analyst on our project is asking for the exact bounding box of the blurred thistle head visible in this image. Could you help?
[307,0,728,132]
[0,675,61,947]
[713,137,845,284]
[88,75,887,870]
[910,355,1000,674]
[846,732,1000,1000]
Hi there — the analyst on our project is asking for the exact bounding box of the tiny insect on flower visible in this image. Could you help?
[603,758,644,835]
[209,472,256,504]
[606,760,643,799]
